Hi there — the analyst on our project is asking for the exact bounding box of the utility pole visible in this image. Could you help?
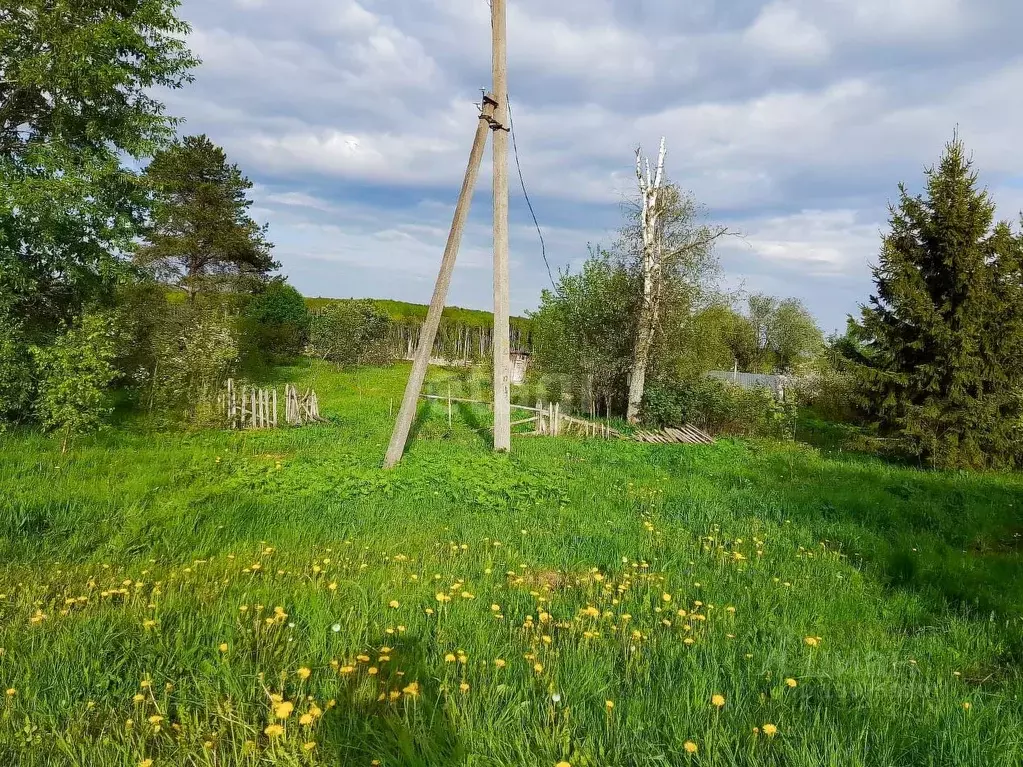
[382,0,512,467]
[383,97,497,469]
[491,0,512,452]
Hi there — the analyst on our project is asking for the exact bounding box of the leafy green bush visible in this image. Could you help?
[0,314,34,429]
[30,312,118,451]
[643,377,798,439]
[309,300,392,367]
[145,305,240,427]
[243,278,311,363]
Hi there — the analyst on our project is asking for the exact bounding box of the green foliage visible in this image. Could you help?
[854,135,1023,469]
[0,0,197,332]
[144,302,240,427]
[726,294,824,373]
[29,311,117,450]
[309,297,533,361]
[242,278,311,363]
[643,377,798,439]
[135,135,277,300]
[309,299,392,368]
[0,311,34,428]
[531,248,637,413]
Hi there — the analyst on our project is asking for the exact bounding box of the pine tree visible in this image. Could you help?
[135,135,277,300]
[855,135,1023,468]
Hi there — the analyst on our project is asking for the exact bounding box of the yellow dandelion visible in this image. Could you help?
[459,682,470,693]
[711,694,725,708]
[494,659,507,668]
[402,682,421,698]
[534,663,544,673]
[340,666,355,675]
[274,701,294,719]
[147,715,163,725]
[785,678,798,688]
[762,723,778,737]
[435,593,451,603]
[684,741,698,754]
[139,760,153,767]
[264,723,284,737]
[5,689,15,697]
[296,667,311,680]
[302,741,316,752]
[962,701,972,711]
[142,619,157,630]
[368,667,379,676]
[662,593,672,603]
[605,700,614,710]
[389,600,400,609]
[218,643,228,653]
[444,653,457,663]
[132,693,145,703]
[555,762,571,767]
[804,637,820,647]
[299,713,314,726]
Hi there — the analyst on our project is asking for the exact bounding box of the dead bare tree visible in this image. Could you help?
[625,140,733,423]
[627,138,667,423]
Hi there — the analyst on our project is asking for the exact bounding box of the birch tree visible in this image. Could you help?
[627,139,667,423]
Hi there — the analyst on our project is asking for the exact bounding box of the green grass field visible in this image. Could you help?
[1,361,1022,766]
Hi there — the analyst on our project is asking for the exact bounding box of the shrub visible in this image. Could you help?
[643,377,798,439]
[0,315,34,429]
[309,300,392,368]
[242,279,310,363]
[31,312,118,451]
[145,305,239,427]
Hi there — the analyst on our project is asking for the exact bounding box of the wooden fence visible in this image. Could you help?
[223,379,323,430]
[418,394,620,439]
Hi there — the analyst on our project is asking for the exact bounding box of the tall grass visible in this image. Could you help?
[0,361,1021,765]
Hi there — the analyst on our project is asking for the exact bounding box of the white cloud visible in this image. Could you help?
[743,2,831,63]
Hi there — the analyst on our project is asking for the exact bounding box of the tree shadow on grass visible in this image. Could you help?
[455,401,493,448]
[318,637,464,766]
[660,444,1023,620]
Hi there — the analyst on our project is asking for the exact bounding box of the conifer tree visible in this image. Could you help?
[855,135,1023,468]
[135,135,277,300]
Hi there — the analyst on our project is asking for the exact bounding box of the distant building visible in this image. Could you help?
[510,350,531,385]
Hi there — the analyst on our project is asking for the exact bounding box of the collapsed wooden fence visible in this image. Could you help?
[224,379,324,430]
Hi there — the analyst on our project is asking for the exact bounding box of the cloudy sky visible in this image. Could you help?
[167,0,1023,332]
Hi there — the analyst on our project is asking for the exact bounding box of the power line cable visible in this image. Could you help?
[506,94,556,290]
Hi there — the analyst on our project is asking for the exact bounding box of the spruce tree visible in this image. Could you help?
[856,135,1023,468]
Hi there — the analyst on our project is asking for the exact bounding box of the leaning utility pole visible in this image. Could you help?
[383,0,511,467]
[491,0,512,453]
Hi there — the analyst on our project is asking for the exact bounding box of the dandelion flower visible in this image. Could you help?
[533,663,544,673]
[459,682,470,693]
[711,694,725,708]
[402,682,420,698]
[444,653,457,663]
[140,760,153,767]
[218,643,228,653]
[785,678,798,688]
[299,713,314,726]
[274,701,294,719]
[662,593,672,603]
[804,637,820,647]
[555,762,571,767]
[297,667,311,680]
[605,700,614,710]
[264,723,284,737]
[389,600,400,609]
[368,667,379,676]
[684,741,698,754]
[5,688,15,697]
[762,723,778,737]
[494,659,506,668]
[132,693,145,703]
[962,702,972,711]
